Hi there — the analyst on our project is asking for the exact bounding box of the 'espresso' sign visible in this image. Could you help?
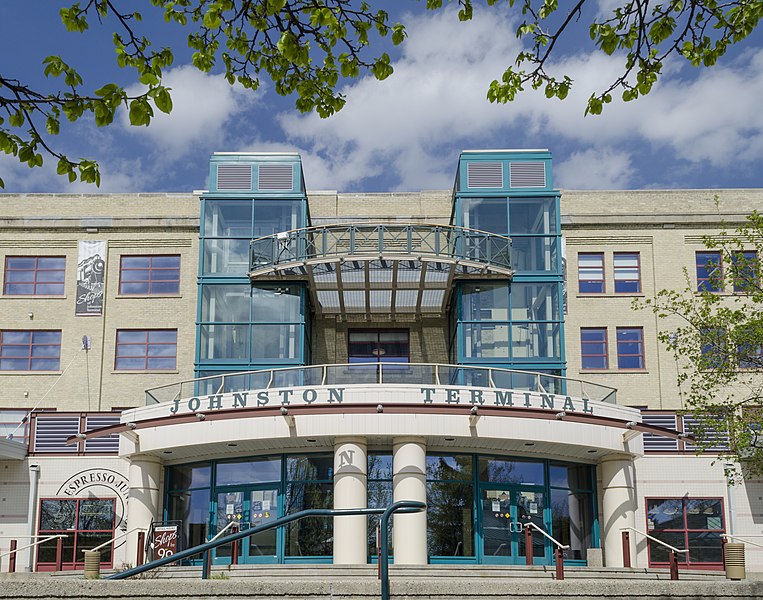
[167,386,595,417]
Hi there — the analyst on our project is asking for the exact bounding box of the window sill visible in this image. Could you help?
[116,294,183,299]
[576,293,645,298]
[111,369,180,375]
[1,295,67,299]
[580,369,649,374]
[0,370,63,375]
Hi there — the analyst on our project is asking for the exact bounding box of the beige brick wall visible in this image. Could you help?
[0,194,200,413]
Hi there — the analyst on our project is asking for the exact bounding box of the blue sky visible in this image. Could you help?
[1,1,762,193]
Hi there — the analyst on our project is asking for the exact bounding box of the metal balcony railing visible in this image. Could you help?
[249,223,512,275]
[145,362,617,406]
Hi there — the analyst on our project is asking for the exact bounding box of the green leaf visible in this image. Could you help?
[155,88,173,114]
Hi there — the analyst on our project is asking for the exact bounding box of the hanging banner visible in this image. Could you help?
[76,240,106,316]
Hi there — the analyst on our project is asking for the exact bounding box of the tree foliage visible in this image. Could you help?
[1,0,761,187]
[636,210,763,481]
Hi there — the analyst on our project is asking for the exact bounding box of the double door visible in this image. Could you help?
[214,486,280,564]
[480,487,549,564]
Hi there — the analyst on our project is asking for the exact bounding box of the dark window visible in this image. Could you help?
[696,251,723,292]
[0,330,61,371]
[700,328,727,370]
[616,327,644,369]
[613,252,641,293]
[348,330,409,363]
[732,251,758,293]
[4,256,65,295]
[647,497,724,567]
[580,328,608,369]
[119,255,180,295]
[115,329,177,370]
[578,253,604,293]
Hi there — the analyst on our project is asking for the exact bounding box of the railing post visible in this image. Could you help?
[55,536,63,572]
[202,550,211,579]
[555,547,565,580]
[9,539,18,573]
[524,526,533,566]
[231,539,239,566]
[136,531,145,567]
[669,550,679,580]
[622,530,631,568]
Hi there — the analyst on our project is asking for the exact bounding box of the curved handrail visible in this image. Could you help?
[722,533,763,550]
[622,526,688,554]
[524,521,570,550]
[0,533,67,561]
[107,500,426,600]
[145,362,617,406]
[249,222,512,273]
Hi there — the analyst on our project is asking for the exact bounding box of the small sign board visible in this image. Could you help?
[153,524,178,559]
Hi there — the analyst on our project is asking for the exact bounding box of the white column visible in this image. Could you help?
[333,437,368,564]
[600,456,637,567]
[125,455,162,566]
[392,436,427,564]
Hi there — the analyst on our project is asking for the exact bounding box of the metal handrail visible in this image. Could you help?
[622,527,688,554]
[108,500,426,600]
[722,533,763,550]
[86,527,147,554]
[524,522,570,550]
[145,361,617,406]
[208,520,236,543]
[0,534,67,560]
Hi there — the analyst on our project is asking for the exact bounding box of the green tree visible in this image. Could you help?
[2,0,762,187]
[636,210,763,481]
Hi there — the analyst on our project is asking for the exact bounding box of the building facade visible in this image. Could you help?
[0,151,760,573]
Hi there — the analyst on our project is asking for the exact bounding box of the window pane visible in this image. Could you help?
[614,252,641,293]
[202,238,251,275]
[78,500,115,531]
[512,236,557,272]
[509,197,557,234]
[512,322,560,359]
[462,283,509,321]
[617,328,644,369]
[463,323,509,359]
[285,482,333,557]
[696,251,722,292]
[201,284,251,322]
[253,200,303,237]
[204,200,253,237]
[647,498,684,530]
[200,324,250,361]
[427,482,474,556]
[426,455,472,480]
[732,251,758,292]
[551,488,593,560]
[648,531,686,563]
[581,328,608,369]
[252,286,302,323]
[549,464,593,490]
[116,329,177,370]
[251,324,301,359]
[578,253,604,293]
[479,458,545,485]
[217,457,281,486]
[168,464,211,490]
[461,198,508,235]
[686,499,723,530]
[687,531,723,563]
[287,455,333,481]
[511,283,560,322]
[4,256,65,295]
[40,499,77,530]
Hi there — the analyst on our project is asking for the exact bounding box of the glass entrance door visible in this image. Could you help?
[480,487,549,565]
[214,486,280,564]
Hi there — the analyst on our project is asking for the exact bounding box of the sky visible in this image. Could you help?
[1,1,762,194]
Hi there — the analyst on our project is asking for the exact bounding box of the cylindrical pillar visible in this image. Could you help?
[26,464,40,572]
[333,437,368,564]
[125,455,162,566]
[392,437,427,564]
[600,456,636,567]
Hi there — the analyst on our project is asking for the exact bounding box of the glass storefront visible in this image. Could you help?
[164,452,596,566]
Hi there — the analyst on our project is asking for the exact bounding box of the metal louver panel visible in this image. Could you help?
[641,413,679,451]
[509,162,546,188]
[258,164,294,190]
[217,164,253,190]
[683,415,730,451]
[34,415,80,453]
[84,415,120,453]
[467,162,503,189]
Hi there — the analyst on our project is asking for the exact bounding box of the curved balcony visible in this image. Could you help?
[145,362,616,406]
[249,224,512,317]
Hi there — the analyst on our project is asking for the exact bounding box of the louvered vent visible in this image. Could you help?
[641,413,679,451]
[467,162,503,188]
[683,415,730,451]
[217,164,253,190]
[258,164,294,190]
[509,162,546,188]
[34,415,80,453]
[84,415,120,454]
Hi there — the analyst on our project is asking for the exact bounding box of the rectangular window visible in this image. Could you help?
[4,256,65,295]
[696,251,722,292]
[0,330,61,371]
[616,327,644,369]
[119,255,180,295]
[578,253,604,293]
[0,409,31,446]
[348,330,409,363]
[613,252,641,293]
[732,250,758,293]
[115,329,177,370]
[647,498,724,568]
[580,328,608,369]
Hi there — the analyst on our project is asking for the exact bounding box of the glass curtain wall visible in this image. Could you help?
[452,194,564,380]
[197,195,309,386]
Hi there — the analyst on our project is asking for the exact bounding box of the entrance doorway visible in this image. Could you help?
[479,487,549,564]
[213,486,280,564]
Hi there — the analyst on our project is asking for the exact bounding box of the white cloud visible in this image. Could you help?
[122,65,259,156]
[555,148,635,189]
[268,6,763,191]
